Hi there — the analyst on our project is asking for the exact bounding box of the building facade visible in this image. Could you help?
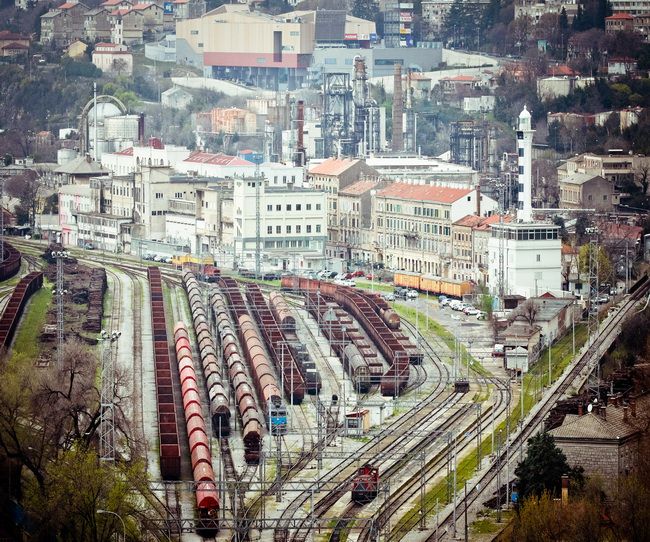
[487,222,562,298]
[40,2,90,46]
[559,173,618,212]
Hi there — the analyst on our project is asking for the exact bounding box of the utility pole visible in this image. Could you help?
[52,250,68,367]
[254,159,262,278]
[99,330,121,461]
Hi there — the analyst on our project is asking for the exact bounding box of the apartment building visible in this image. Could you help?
[559,173,618,212]
[307,157,378,259]
[373,183,498,276]
[40,2,90,46]
[84,7,112,42]
[233,176,327,271]
[558,152,650,190]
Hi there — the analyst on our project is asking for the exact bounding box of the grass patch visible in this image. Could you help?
[393,304,490,377]
[12,280,53,361]
[354,279,394,293]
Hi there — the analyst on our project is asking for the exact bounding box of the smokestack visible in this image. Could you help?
[475,184,481,216]
[578,402,583,416]
[561,475,569,505]
[392,64,403,152]
[630,398,636,417]
[295,100,305,167]
[600,405,607,420]
[623,405,629,422]
[138,113,145,144]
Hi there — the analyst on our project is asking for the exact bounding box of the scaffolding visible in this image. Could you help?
[322,73,353,158]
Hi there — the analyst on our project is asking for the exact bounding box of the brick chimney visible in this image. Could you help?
[561,475,569,505]
[612,394,618,407]
[475,184,481,216]
[578,402,583,416]
[600,405,607,420]
[623,405,629,422]
[630,398,636,417]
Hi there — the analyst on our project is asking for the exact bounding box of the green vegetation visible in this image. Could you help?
[354,279,393,293]
[12,280,52,360]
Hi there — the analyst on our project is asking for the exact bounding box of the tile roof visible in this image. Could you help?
[339,179,378,196]
[441,74,478,82]
[115,147,134,155]
[0,30,29,40]
[606,12,633,19]
[376,182,472,204]
[549,406,640,440]
[560,172,603,185]
[183,151,250,166]
[308,157,359,176]
[59,2,80,8]
[474,213,511,230]
[453,214,484,228]
[2,42,29,50]
[102,0,129,5]
[597,221,643,241]
[95,41,116,47]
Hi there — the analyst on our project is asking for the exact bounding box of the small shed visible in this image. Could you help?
[506,345,529,374]
[345,409,370,435]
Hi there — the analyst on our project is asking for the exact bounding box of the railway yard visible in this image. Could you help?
[2,238,648,542]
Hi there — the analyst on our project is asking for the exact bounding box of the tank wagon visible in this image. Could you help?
[147,267,181,479]
[245,283,306,404]
[182,271,230,435]
[217,277,288,436]
[285,277,416,396]
[304,292,374,392]
[0,243,21,282]
[269,291,322,394]
[351,464,379,504]
[172,322,220,534]
[0,271,43,349]
[210,290,264,463]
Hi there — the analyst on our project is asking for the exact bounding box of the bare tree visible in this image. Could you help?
[512,299,539,326]
[636,163,650,195]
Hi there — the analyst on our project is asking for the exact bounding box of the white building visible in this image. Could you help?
[92,42,133,75]
[233,176,327,272]
[487,222,562,299]
[175,151,306,187]
[364,155,479,188]
[516,106,534,222]
[101,143,192,175]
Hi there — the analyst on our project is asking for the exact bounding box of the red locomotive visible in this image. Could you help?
[351,464,379,504]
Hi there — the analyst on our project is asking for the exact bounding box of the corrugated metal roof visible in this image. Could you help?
[183,151,250,166]
[376,182,472,204]
[315,10,346,41]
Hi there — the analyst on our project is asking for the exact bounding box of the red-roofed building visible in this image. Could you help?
[339,179,389,264]
[439,74,480,99]
[84,6,112,42]
[606,12,634,33]
[452,213,511,284]
[92,42,133,75]
[0,31,29,55]
[101,0,132,7]
[307,158,378,259]
[130,2,164,31]
[109,7,144,44]
[374,183,498,275]
[40,2,89,45]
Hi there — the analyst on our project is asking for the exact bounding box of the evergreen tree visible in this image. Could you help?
[515,433,583,500]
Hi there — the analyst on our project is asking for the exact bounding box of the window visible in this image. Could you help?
[519,183,524,192]
[306,204,312,210]
[536,254,541,262]
[316,225,321,233]
[325,58,337,65]
[518,147,524,157]
[518,166,524,175]
[287,204,292,211]
[286,225,292,233]
[306,225,312,233]
[296,204,301,211]
[296,225,301,233]
[267,204,273,211]
[155,192,163,199]
[316,203,321,210]
[276,225,281,234]
[603,194,608,200]
[198,42,203,48]
[276,204,281,211]
[267,226,273,234]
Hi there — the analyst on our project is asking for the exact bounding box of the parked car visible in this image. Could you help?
[83,242,94,250]
[263,272,280,280]
[476,311,487,320]
[383,293,395,301]
[464,307,479,316]
[440,298,451,307]
[406,289,419,299]
[351,270,365,278]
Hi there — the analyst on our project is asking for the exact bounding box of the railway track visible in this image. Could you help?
[427,277,650,541]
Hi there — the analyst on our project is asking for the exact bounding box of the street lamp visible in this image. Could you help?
[97,509,126,542]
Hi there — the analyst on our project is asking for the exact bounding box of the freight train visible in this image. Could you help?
[147,267,181,479]
[0,271,43,349]
[0,243,21,281]
[282,276,419,395]
[393,271,472,299]
[218,277,289,435]
[172,323,220,535]
[210,291,264,463]
[182,271,231,435]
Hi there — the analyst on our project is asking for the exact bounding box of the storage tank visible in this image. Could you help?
[104,114,140,141]
[57,148,77,165]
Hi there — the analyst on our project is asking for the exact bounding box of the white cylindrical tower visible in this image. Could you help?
[516,105,534,222]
